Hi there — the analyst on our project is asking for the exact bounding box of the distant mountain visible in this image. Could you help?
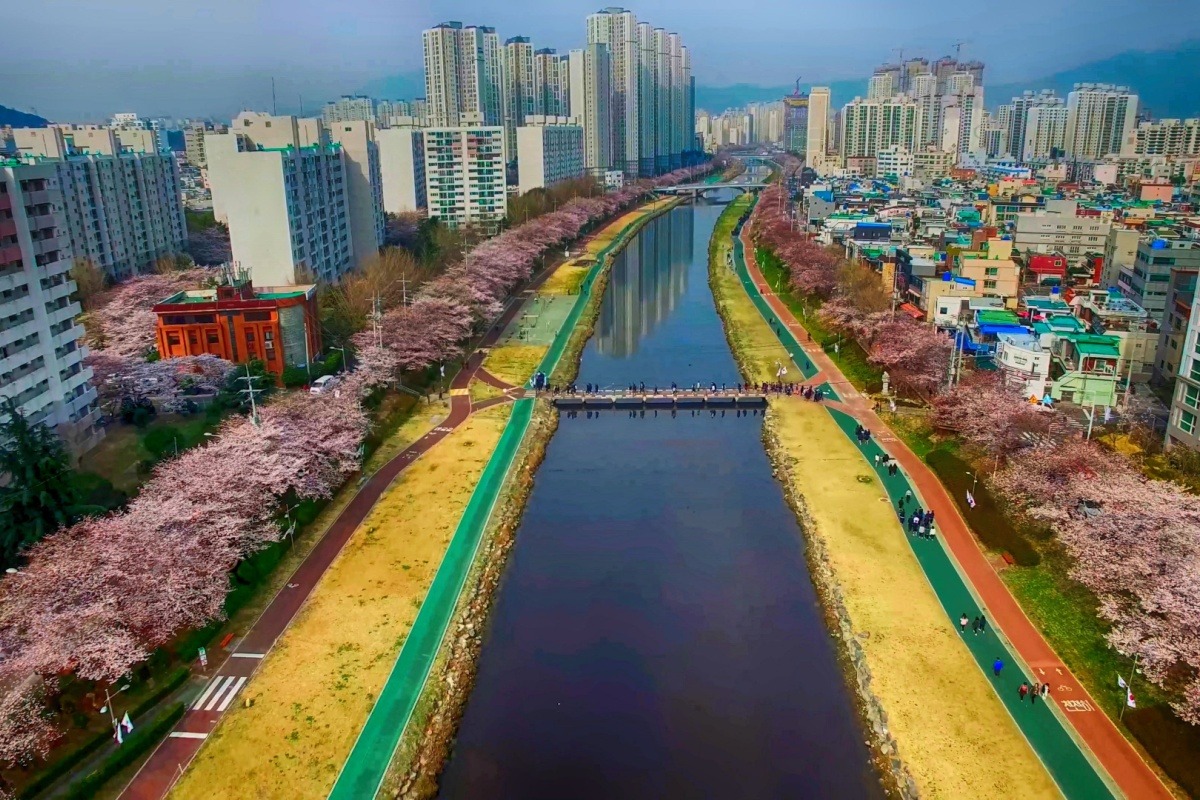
[358,72,426,101]
[987,40,1200,118]
[0,104,49,127]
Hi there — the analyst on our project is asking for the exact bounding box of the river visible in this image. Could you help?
[437,195,882,799]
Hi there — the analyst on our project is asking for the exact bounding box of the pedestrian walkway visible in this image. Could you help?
[732,201,1171,800]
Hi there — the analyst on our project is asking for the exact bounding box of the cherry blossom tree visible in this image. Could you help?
[932,372,1054,458]
[81,269,214,357]
[0,675,59,768]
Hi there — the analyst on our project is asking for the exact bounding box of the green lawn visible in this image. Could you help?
[78,412,224,494]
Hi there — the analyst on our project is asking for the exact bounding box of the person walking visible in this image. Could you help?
[959,613,969,633]
[1040,683,1050,701]
[1030,683,1039,705]
[977,615,988,636]
[972,616,981,634]
[874,454,881,467]
[1019,682,1029,701]
[993,657,1004,677]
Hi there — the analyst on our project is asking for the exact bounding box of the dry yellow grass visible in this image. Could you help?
[537,264,589,296]
[468,378,505,404]
[481,343,547,386]
[362,398,451,475]
[169,404,513,800]
[770,400,1059,800]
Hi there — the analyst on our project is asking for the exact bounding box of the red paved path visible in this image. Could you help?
[739,220,1171,800]
[119,277,540,800]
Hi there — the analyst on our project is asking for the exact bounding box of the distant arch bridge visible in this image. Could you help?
[654,181,768,198]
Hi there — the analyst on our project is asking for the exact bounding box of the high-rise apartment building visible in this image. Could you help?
[569,44,612,176]
[205,113,352,286]
[1065,84,1138,160]
[12,126,187,281]
[327,121,384,270]
[806,87,831,169]
[376,128,426,213]
[867,70,897,100]
[587,7,639,176]
[939,82,985,160]
[421,126,506,227]
[422,22,504,129]
[533,49,571,117]
[517,117,584,194]
[503,36,537,158]
[0,161,102,455]
[1023,104,1069,161]
[1005,90,1065,162]
[377,99,429,128]
[783,90,809,156]
[322,96,375,125]
[1122,118,1200,157]
[1166,289,1200,449]
[840,95,920,159]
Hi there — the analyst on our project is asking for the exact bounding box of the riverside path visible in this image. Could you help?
[731,199,1171,800]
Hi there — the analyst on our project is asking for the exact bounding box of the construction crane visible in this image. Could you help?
[794,76,802,96]
[952,40,968,61]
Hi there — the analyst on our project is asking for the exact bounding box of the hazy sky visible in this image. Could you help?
[4,0,1198,120]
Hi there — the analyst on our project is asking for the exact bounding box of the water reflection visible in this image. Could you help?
[594,207,694,359]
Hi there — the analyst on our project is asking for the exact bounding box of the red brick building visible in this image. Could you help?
[153,279,321,377]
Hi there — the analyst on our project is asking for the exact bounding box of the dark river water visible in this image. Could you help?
[438,198,881,800]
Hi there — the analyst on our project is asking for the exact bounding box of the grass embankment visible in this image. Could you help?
[755,246,885,393]
[169,404,513,800]
[468,380,505,404]
[481,344,546,387]
[537,263,589,296]
[767,401,1059,799]
[708,196,792,385]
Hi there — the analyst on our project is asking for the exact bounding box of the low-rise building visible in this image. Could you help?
[1153,263,1199,384]
[995,331,1051,398]
[1012,199,1111,266]
[1071,288,1158,381]
[516,117,584,194]
[152,276,321,379]
[1117,236,1200,317]
[1046,331,1122,407]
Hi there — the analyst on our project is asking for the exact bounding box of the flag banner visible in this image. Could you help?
[114,724,124,745]
[966,490,976,509]
[1126,689,1137,708]
[1117,674,1127,689]
[121,712,134,733]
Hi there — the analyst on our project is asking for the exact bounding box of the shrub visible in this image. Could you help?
[1125,706,1200,799]
[925,449,1041,566]
[64,704,186,800]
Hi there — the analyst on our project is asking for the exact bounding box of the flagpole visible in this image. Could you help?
[1120,653,1140,720]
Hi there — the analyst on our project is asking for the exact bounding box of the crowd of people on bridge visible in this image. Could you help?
[538,380,828,399]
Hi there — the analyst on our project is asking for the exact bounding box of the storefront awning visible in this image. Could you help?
[899,303,925,320]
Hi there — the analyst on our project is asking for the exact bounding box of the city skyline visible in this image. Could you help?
[3,0,1199,119]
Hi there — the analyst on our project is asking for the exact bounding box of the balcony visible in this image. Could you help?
[23,189,53,206]
[26,213,56,231]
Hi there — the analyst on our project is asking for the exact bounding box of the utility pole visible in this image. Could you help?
[237,364,264,426]
[372,294,383,348]
[1120,653,1140,720]
[271,77,277,116]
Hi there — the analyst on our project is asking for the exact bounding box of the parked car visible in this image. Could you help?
[309,375,340,395]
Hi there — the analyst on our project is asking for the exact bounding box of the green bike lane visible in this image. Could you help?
[727,204,1115,800]
[329,198,682,800]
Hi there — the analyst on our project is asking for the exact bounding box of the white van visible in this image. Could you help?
[309,375,340,395]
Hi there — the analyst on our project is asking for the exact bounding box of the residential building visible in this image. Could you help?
[184,122,223,168]
[876,144,913,178]
[12,126,187,281]
[1101,225,1140,289]
[912,148,955,180]
[1064,83,1138,160]
[152,276,321,379]
[840,95,920,159]
[1166,296,1200,448]
[1072,288,1159,381]
[322,95,375,125]
[1012,200,1110,265]
[1118,236,1200,318]
[569,44,612,176]
[327,121,385,270]
[422,22,504,128]
[1005,90,1065,162]
[867,70,897,101]
[421,126,506,226]
[910,73,941,148]
[806,87,831,170]
[939,81,985,161]
[995,332,1051,398]
[516,117,584,194]
[533,49,571,117]
[0,159,102,455]
[1150,244,1200,382]
[587,6,639,176]
[1046,331,1122,407]
[783,90,808,156]
[1122,118,1200,158]
[503,36,537,158]
[956,237,1020,301]
[376,128,426,212]
[205,113,352,286]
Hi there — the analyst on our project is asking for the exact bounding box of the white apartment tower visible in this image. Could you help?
[1123,118,1200,157]
[205,113,353,286]
[422,22,504,129]
[1006,90,1065,162]
[327,121,385,270]
[322,96,375,125]
[569,44,613,176]
[421,127,507,227]
[12,126,187,282]
[1023,104,1069,161]
[587,7,640,176]
[806,87,831,170]
[840,96,920,159]
[503,36,537,159]
[0,162,102,455]
[376,128,427,213]
[1064,84,1138,160]
[534,49,571,118]
[517,118,585,194]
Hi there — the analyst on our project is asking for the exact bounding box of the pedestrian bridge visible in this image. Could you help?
[654,181,768,198]
[550,390,767,409]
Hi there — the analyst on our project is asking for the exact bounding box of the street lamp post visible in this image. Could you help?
[965,470,979,496]
[99,683,132,739]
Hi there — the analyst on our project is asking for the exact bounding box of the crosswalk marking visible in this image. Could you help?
[169,731,208,739]
[231,652,264,659]
[193,675,249,712]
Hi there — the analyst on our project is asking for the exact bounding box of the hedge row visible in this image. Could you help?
[64,704,186,800]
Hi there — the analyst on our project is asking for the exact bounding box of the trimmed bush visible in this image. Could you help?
[1125,706,1200,799]
[925,449,1041,566]
[128,667,190,720]
[64,704,186,800]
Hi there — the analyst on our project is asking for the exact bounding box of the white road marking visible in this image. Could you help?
[231,652,264,659]
[217,677,247,711]
[169,731,209,739]
[192,675,224,710]
[203,677,235,711]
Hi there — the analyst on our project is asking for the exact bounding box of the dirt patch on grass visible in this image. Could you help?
[169,404,513,800]
[767,400,1059,800]
[482,344,547,387]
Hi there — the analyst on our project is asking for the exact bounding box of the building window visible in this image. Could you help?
[1184,384,1200,410]
[984,279,997,289]
[1181,410,1197,435]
